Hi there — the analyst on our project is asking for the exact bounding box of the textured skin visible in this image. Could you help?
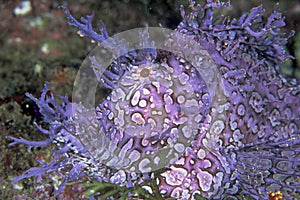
[7,1,300,200]
[159,1,300,199]
[91,50,211,173]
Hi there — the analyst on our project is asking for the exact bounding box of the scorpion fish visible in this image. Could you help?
[7,0,300,199]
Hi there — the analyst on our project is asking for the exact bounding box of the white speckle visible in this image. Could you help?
[182,125,191,138]
[210,120,225,135]
[151,110,157,115]
[154,156,160,165]
[229,120,238,130]
[118,138,133,161]
[139,99,147,108]
[237,103,246,116]
[161,166,187,186]
[34,63,43,76]
[175,157,185,165]
[111,88,125,102]
[147,118,157,128]
[108,112,114,120]
[185,99,198,107]
[149,96,154,103]
[194,114,203,122]
[41,43,49,54]
[160,189,167,194]
[143,88,150,95]
[189,159,195,165]
[131,91,141,106]
[29,16,43,28]
[233,129,244,142]
[164,117,170,124]
[196,169,213,192]
[252,125,258,134]
[179,58,186,63]
[142,186,153,194]
[178,72,189,85]
[174,143,185,153]
[249,91,264,113]
[141,138,149,146]
[110,170,126,184]
[14,1,32,15]
[164,94,174,105]
[114,103,125,126]
[131,112,145,125]
[128,150,141,163]
[139,158,151,173]
[13,182,24,190]
[213,172,224,188]
[202,159,212,168]
[77,30,84,37]
[197,149,206,159]
[152,81,160,92]
[177,95,185,104]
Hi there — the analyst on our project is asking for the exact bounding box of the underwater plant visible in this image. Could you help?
[7,0,299,199]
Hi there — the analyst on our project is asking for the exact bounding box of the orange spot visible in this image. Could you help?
[268,190,282,200]
[36,153,46,162]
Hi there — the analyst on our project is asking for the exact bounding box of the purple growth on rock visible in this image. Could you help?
[8,0,299,199]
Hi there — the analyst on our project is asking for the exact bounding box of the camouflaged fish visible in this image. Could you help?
[7,0,300,199]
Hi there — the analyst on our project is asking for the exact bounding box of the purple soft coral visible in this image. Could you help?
[8,0,300,200]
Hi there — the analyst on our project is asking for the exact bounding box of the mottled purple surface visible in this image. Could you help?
[7,0,300,199]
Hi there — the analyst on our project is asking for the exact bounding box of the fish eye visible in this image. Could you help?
[140,67,151,77]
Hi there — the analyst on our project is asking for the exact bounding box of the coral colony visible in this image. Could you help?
[7,0,300,199]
